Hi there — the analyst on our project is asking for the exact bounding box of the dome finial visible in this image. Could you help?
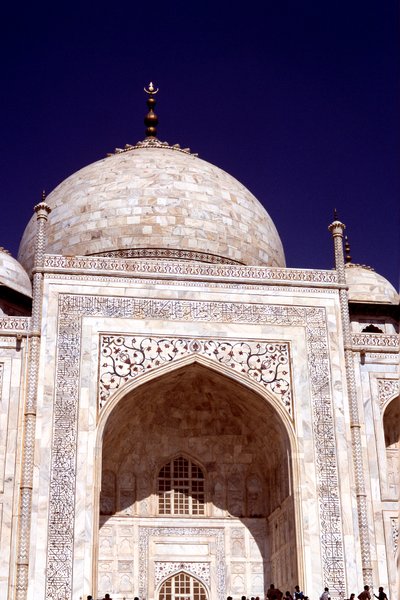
[344,235,352,263]
[144,81,159,138]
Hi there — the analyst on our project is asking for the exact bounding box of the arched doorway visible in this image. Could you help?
[158,571,208,600]
[383,395,400,499]
[96,363,298,599]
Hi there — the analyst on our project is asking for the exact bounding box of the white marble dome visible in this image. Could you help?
[345,263,398,304]
[18,146,285,275]
[0,248,32,297]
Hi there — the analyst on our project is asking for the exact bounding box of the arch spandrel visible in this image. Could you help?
[378,378,400,414]
[98,335,294,436]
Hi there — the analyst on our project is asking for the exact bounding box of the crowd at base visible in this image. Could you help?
[84,583,389,600]
[225,583,389,600]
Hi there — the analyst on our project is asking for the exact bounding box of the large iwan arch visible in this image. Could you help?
[94,362,302,600]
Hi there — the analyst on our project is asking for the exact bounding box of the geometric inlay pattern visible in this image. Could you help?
[46,294,345,600]
[99,336,292,415]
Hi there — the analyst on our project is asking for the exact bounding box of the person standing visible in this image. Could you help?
[373,587,388,600]
[267,584,283,600]
[294,585,304,599]
[358,586,371,600]
[320,588,330,600]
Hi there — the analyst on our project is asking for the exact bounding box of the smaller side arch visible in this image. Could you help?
[156,570,210,600]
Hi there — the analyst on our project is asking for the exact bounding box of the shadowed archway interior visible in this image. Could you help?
[97,363,297,599]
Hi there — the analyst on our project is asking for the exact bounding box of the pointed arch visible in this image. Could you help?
[94,359,303,598]
[157,570,209,600]
[96,353,296,448]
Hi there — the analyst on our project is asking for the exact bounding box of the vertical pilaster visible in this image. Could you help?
[15,198,51,600]
[328,218,373,586]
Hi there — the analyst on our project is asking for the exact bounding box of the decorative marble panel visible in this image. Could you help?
[43,254,338,283]
[351,333,399,349]
[0,316,29,332]
[154,561,210,587]
[46,294,345,600]
[99,336,292,415]
[139,527,224,599]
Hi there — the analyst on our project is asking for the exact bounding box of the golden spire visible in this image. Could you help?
[144,81,159,138]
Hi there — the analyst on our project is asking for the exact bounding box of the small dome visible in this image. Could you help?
[0,248,32,298]
[345,263,398,305]
[18,146,285,275]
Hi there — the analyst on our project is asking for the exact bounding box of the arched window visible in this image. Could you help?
[158,456,205,515]
[159,572,207,600]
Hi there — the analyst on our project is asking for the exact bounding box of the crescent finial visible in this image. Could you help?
[144,81,159,95]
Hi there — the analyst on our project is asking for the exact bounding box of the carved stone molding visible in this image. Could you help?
[43,254,338,285]
[0,317,30,332]
[154,561,211,587]
[99,336,292,416]
[89,247,242,265]
[352,333,399,350]
[46,294,345,600]
[45,272,337,296]
[378,379,399,410]
[139,527,224,598]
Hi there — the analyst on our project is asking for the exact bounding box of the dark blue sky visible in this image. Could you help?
[1,1,399,288]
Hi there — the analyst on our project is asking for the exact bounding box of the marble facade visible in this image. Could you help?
[0,256,397,600]
[0,135,398,600]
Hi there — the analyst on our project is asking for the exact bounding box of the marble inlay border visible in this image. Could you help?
[140,528,223,599]
[89,247,242,265]
[45,272,340,298]
[154,561,211,587]
[99,336,292,416]
[0,363,3,399]
[43,254,338,284]
[390,517,398,556]
[378,379,399,410]
[46,295,345,600]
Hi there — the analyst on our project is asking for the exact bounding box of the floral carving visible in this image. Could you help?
[99,336,292,415]
[154,562,211,586]
[378,379,399,410]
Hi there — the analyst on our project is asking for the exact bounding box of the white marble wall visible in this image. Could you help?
[0,335,28,599]
[18,264,397,600]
